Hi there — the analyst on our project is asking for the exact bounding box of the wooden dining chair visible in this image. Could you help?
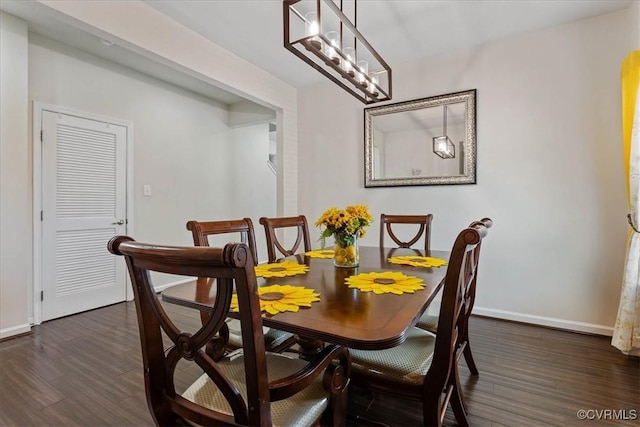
[186,219,296,353]
[416,217,493,376]
[187,218,258,262]
[108,237,351,427]
[379,213,433,253]
[187,218,258,327]
[259,215,312,262]
[348,219,491,426]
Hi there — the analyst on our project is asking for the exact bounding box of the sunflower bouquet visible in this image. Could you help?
[315,204,374,267]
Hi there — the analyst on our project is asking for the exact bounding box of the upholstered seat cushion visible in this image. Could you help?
[182,351,328,427]
[415,313,439,331]
[263,328,296,349]
[225,319,293,350]
[350,328,436,385]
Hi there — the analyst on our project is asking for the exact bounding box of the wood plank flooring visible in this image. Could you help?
[0,301,637,426]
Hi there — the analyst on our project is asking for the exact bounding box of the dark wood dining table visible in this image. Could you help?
[161,246,449,351]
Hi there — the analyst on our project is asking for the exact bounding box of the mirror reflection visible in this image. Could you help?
[365,90,476,187]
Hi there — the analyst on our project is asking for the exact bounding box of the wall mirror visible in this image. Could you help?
[364,89,476,187]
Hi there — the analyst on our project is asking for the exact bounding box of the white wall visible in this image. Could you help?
[230,123,277,262]
[229,101,275,128]
[0,12,31,338]
[298,9,634,334]
[632,0,640,47]
[383,123,464,178]
[38,0,299,218]
[29,34,277,279]
[383,129,430,178]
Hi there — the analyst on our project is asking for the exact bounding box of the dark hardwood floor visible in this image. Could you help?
[0,300,637,426]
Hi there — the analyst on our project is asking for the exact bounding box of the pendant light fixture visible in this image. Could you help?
[283,0,392,104]
[433,105,455,159]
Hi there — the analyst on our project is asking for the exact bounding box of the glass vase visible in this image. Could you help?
[333,233,359,268]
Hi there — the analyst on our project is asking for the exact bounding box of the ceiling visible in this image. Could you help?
[0,0,633,103]
[144,0,633,88]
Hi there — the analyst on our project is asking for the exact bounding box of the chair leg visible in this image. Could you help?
[322,359,350,427]
[463,341,479,376]
[422,388,443,427]
[199,310,209,325]
[323,387,348,427]
[453,363,469,412]
[450,386,470,427]
[450,366,470,426]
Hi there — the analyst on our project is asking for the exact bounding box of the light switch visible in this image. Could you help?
[143,184,152,196]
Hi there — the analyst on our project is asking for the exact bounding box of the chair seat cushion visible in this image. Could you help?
[350,328,436,385]
[225,319,294,350]
[182,351,328,427]
[264,328,296,349]
[415,313,439,332]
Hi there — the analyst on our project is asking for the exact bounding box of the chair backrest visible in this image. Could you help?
[108,237,272,425]
[259,215,312,262]
[462,217,493,321]
[186,218,258,265]
[186,219,258,328]
[425,220,490,398]
[379,214,433,252]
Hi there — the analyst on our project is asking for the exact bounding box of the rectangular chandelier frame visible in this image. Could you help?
[284,0,392,104]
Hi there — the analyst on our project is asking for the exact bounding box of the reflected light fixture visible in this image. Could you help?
[283,0,392,104]
[433,105,455,159]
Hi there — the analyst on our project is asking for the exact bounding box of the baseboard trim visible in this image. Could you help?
[472,307,614,336]
[154,277,195,293]
[0,323,31,340]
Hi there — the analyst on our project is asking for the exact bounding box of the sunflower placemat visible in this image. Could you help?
[304,249,334,259]
[346,271,425,295]
[255,260,309,278]
[387,255,447,268]
[230,284,320,315]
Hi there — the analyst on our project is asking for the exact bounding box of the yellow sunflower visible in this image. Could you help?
[230,284,320,315]
[304,249,335,259]
[254,260,309,278]
[346,271,424,295]
[387,256,448,268]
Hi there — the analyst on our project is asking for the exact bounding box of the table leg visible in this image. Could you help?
[295,335,324,360]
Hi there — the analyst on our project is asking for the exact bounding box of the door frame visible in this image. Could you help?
[32,101,135,325]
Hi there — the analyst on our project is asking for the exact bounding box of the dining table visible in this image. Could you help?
[161,246,449,352]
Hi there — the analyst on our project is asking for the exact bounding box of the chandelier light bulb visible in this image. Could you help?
[357,60,369,88]
[342,47,356,77]
[370,75,380,97]
[305,12,321,50]
[325,31,340,64]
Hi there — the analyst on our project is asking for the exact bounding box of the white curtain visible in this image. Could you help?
[612,51,640,356]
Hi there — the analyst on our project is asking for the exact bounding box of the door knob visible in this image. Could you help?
[112,219,125,225]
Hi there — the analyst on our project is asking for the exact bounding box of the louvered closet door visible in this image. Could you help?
[41,111,127,321]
